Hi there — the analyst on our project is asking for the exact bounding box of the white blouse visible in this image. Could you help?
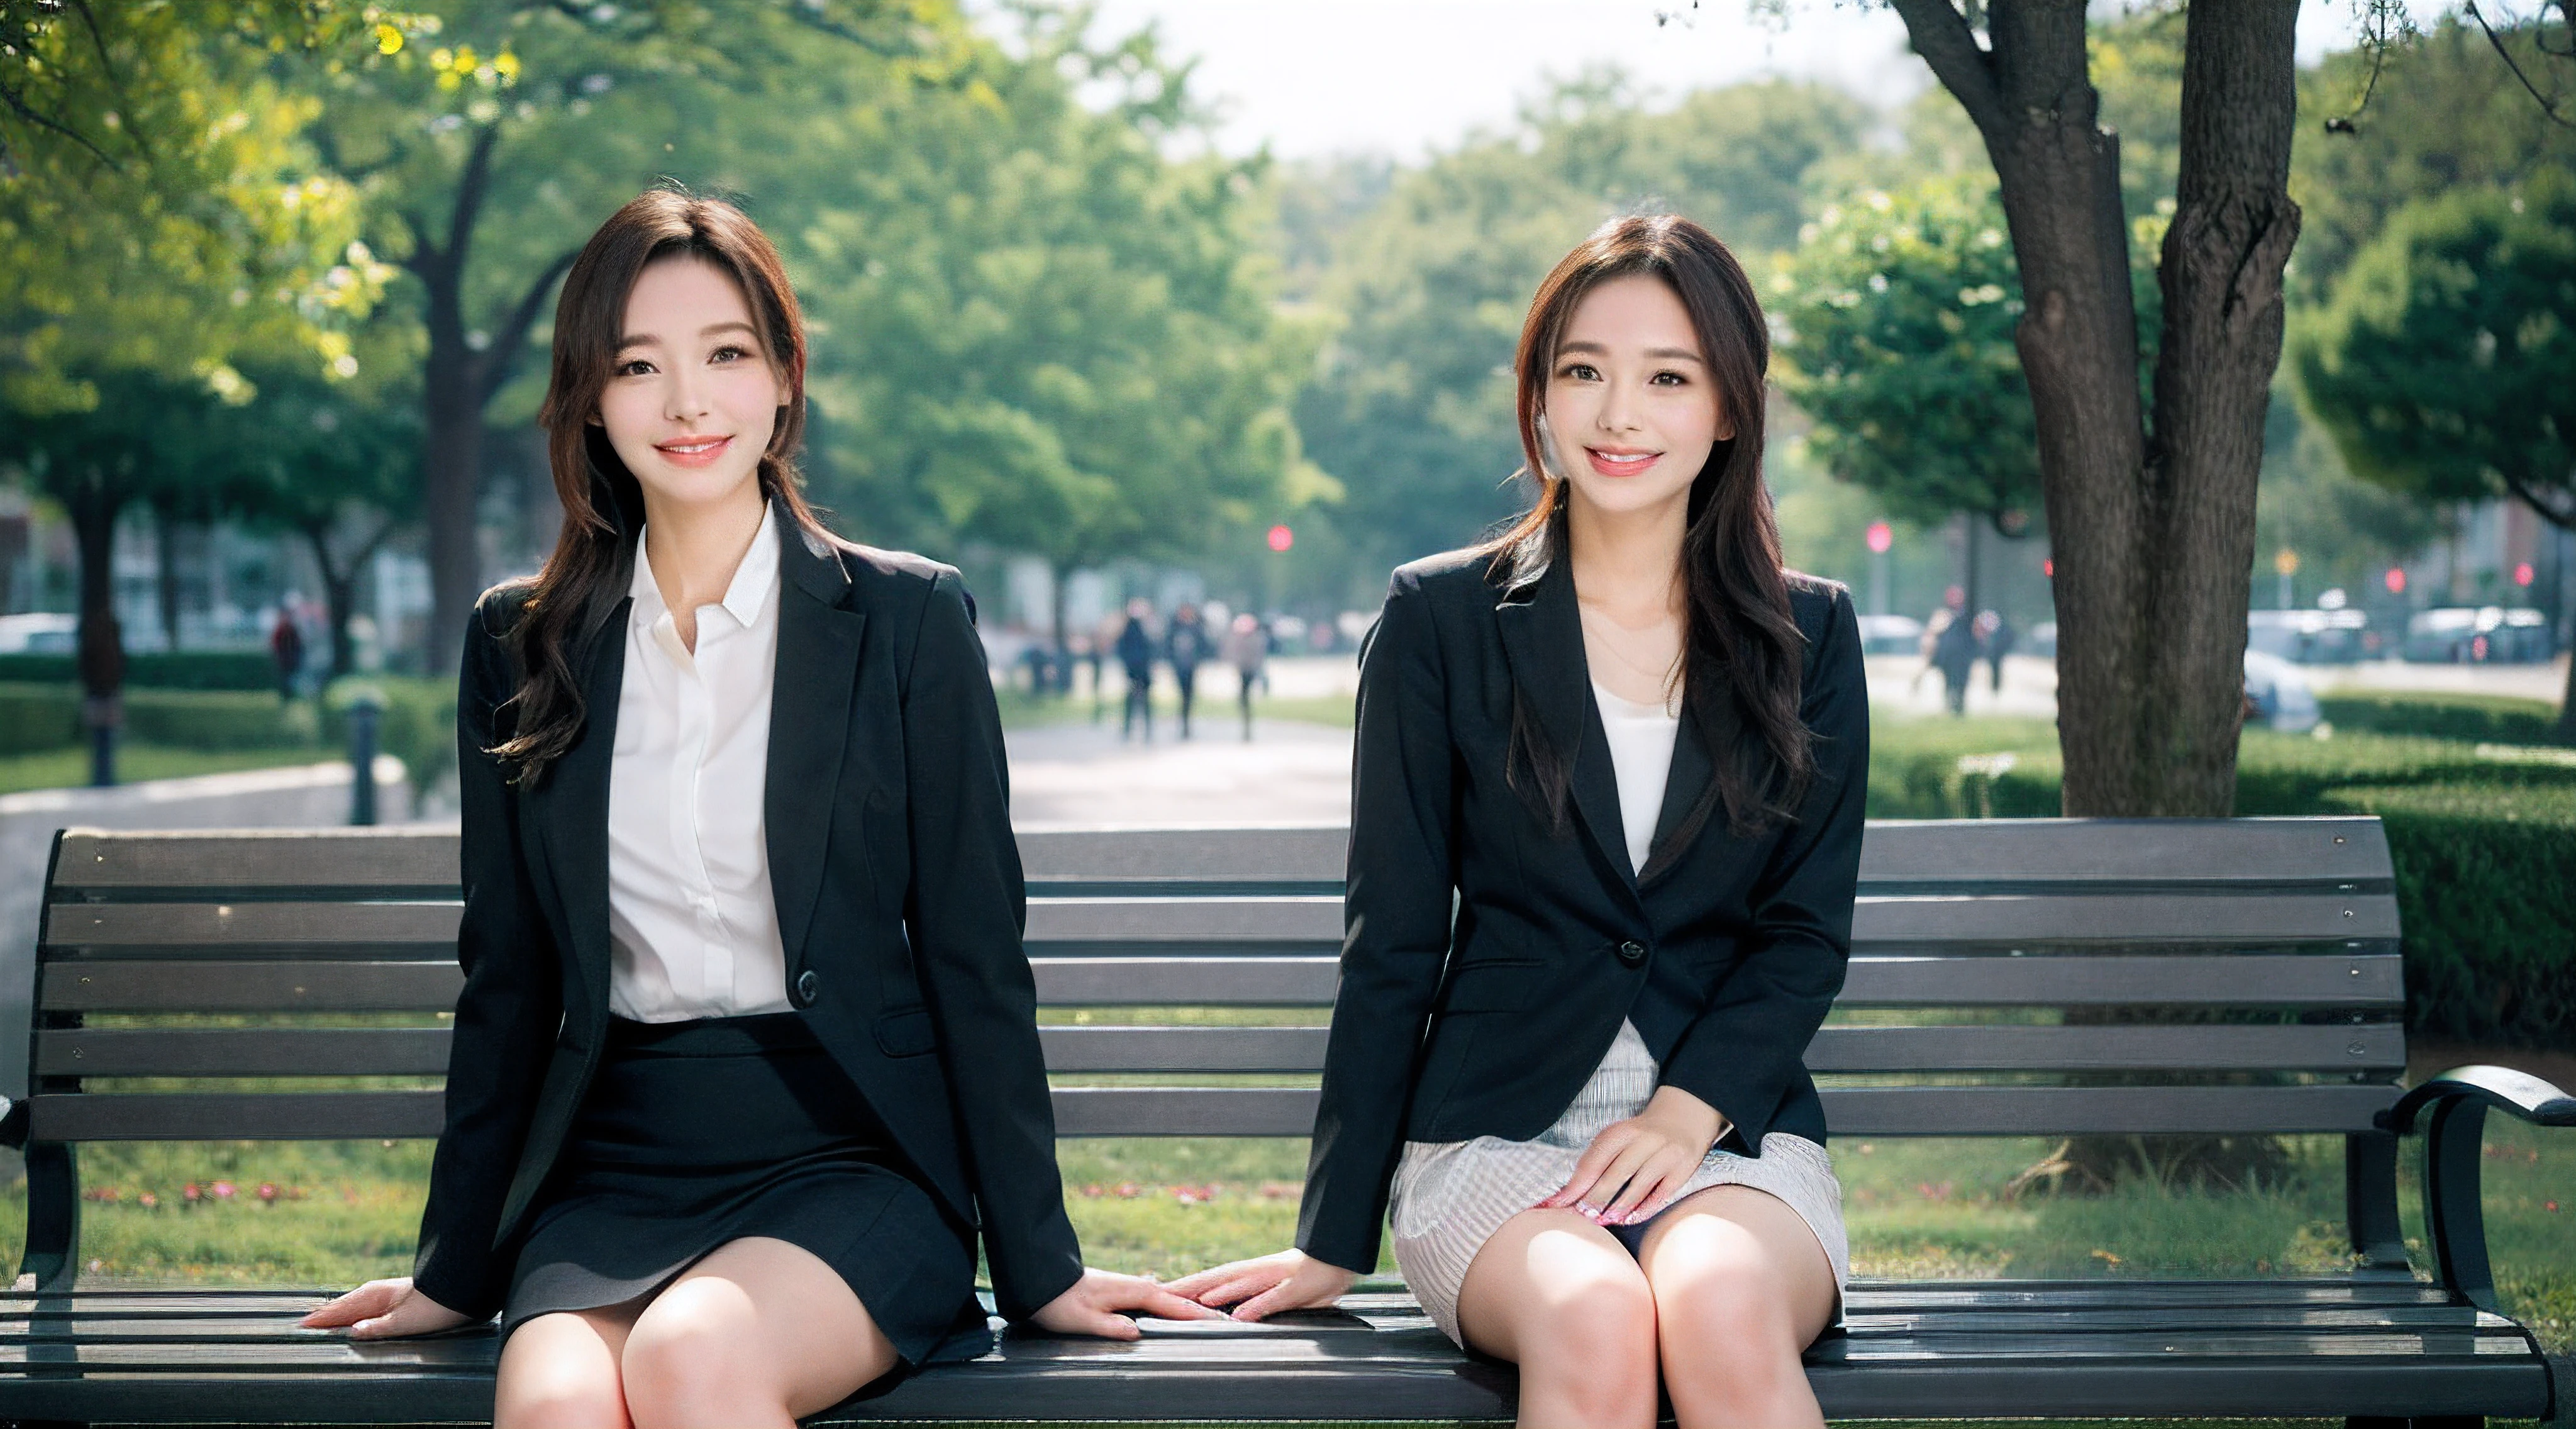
[1592,679,1680,876]
[604,507,794,1022]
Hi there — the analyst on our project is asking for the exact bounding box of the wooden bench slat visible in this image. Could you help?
[36,1029,453,1078]
[38,962,463,1013]
[25,1021,2407,1082]
[43,903,462,950]
[50,830,460,892]
[1024,953,2406,1008]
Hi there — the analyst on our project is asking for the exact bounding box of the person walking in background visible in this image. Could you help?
[1930,592,1979,716]
[1223,611,1267,742]
[1116,599,1157,742]
[269,597,306,703]
[1165,603,1212,740]
[1978,610,2015,696]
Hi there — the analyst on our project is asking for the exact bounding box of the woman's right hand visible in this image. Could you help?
[299,1277,472,1340]
[1165,1248,1358,1322]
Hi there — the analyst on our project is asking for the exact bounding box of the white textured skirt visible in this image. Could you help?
[1388,1019,1850,1347]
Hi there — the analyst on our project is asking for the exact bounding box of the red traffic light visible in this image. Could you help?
[2514,562,2534,587]
[1865,521,1893,555]
[1267,524,1294,553]
[2384,567,2406,594]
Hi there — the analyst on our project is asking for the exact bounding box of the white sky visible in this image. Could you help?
[1064,0,2457,162]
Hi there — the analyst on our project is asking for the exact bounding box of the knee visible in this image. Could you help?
[621,1286,780,1429]
[1520,1276,1660,1418]
[1654,1258,1808,1400]
[496,1359,626,1429]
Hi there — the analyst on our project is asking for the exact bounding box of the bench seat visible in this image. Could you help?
[0,1281,2548,1423]
[0,818,2563,1426]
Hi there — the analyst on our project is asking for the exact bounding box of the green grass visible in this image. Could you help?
[0,742,340,798]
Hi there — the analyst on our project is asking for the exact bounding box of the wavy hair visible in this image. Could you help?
[1488,213,1815,859]
[492,187,830,784]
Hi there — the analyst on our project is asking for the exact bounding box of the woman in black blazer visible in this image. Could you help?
[1175,214,1867,1428]
[304,190,1206,1426]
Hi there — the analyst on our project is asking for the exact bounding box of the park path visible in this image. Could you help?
[1006,716,1352,826]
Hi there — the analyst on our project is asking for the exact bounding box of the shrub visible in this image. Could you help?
[2319,781,2576,1052]
[0,652,280,691]
[0,683,80,756]
[121,690,320,750]
[323,677,458,798]
[2316,691,2566,747]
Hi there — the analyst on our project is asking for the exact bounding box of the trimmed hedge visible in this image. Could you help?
[323,677,458,798]
[1867,714,2576,1054]
[0,651,280,691]
[2318,690,2567,746]
[2319,780,2576,1051]
[0,683,80,757]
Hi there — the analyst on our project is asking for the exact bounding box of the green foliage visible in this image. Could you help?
[2294,174,2576,528]
[2321,781,2576,1050]
[2318,692,2567,747]
[0,652,279,691]
[121,690,321,750]
[325,676,458,797]
[0,683,80,756]
[747,9,1323,603]
[1771,177,2040,534]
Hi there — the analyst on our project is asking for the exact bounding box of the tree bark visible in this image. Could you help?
[67,474,126,786]
[152,504,182,652]
[1884,0,2301,818]
[304,519,391,685]
[408,123,579,672]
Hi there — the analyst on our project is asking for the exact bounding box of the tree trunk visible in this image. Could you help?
[66,475,126,786]
[153,506,182,652]
[306,526,356,684]
[1885,0,2299,816]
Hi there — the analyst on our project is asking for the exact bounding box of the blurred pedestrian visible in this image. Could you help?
[1087,611,1123,722]
[1979,611,2016,695]
[1165,603,1212,740]
[1930,593,1979,716]
[1116,599,1157,742]
[269,596,307,703]
[1224,612,1268,742]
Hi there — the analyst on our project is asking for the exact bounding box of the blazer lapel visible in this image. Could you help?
[1492,556,1638,887]
[531,596,631,1008]
[765,506,863,970]
[1639,697,1711,887]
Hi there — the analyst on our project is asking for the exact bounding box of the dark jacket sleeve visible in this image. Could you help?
[1296,572,1456,1275]
[1658,583,1868,1147]
[412,599,563,1320]
[901,572,1086,1320]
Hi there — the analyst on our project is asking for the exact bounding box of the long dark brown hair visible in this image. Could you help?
[1489,213,1816,859]
[493,187,833,783]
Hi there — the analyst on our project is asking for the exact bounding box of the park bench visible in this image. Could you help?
[0,816,2566,1426]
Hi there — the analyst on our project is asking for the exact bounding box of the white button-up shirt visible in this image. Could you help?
[604,506,793,1022]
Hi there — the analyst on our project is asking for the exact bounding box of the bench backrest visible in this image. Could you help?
[23,818,2405,1149]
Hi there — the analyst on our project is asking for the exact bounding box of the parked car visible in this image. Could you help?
[1856,614,1926,656]
[2404,607,2555,663]
[2246,608,2373,664]
[0,612,77,655]
[2243,649,2320,733]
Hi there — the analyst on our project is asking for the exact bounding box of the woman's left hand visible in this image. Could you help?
[1029,1267,1229,1340]
[1540,1085,1730,1226]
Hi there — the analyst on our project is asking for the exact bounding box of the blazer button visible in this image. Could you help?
[1616,940,1648,967]
[795,969,821,1006]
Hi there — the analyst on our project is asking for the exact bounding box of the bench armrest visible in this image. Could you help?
[0,1094,21,1151]
[2375,1064,2576,1311]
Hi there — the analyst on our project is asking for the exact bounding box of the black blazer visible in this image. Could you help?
[410,498,1084,1322]
[1295,547,1868,1276]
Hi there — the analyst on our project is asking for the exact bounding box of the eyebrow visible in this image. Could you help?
[1557,340,1706,363]
[616,321,759,350]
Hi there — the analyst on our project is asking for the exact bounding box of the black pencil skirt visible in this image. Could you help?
[501,1011,989,1383]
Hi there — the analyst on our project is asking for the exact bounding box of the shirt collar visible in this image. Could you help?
[629,503,780,628]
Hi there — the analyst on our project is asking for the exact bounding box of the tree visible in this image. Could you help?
[2294,176,2576,736]
[1771,176,2060,615]
[304,0,972,670]
[1880,0,2302,817]
[743,8,1326,648]
[0,1,385,780]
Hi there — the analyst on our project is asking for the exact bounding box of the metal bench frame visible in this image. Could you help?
[0,817,2565,1426]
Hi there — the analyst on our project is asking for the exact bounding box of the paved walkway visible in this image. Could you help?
[1006,717,1353,826]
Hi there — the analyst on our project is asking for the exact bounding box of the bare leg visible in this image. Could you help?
[494,1303,643,1429]
[1453,1208,1660,1429]
[1638,1184,1838,1429]
[619,1237,901,1429]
